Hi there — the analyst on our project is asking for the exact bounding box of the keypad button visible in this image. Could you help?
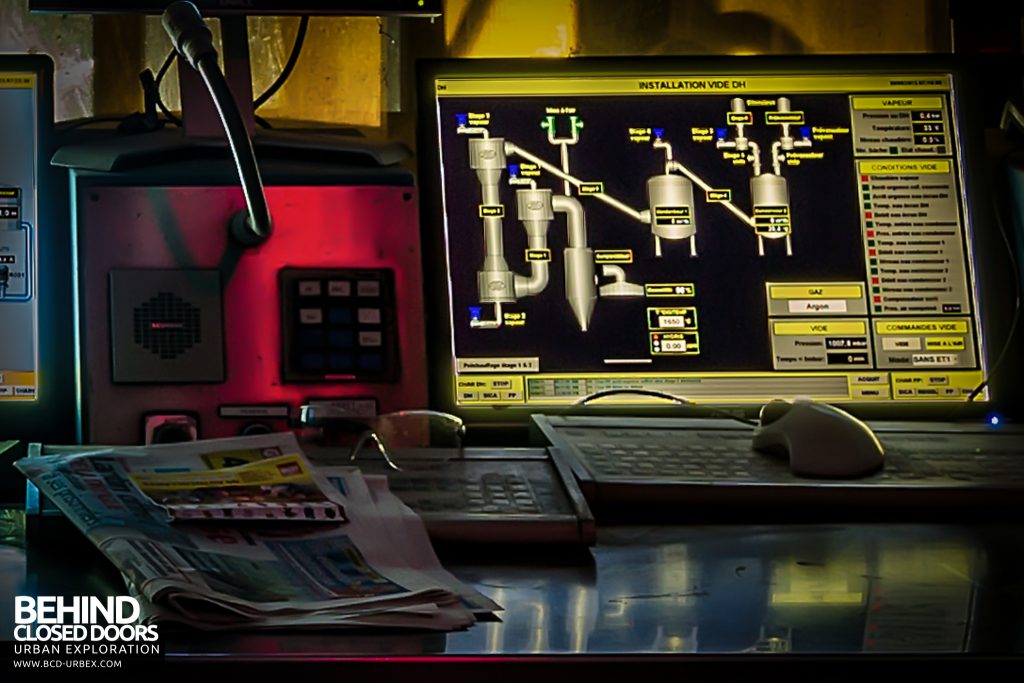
[298,281,322,296]
[299,308,323,324]
[359,354,383,370]
[328,281,351,297]
[329,353,353,370]
[301,353,325,370]
[357,280,380,297]
[300,329,325,348]
[328,307,353,325]
[329,330,354,348]
[358,308,381,324]
[359,331,382,347]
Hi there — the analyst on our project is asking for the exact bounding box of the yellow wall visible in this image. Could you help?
[444,0,577,57]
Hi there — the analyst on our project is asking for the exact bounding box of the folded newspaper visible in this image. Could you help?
[129,452,346,522]
[15,433,500,631]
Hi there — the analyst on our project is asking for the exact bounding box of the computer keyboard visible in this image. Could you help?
[307,447,595,545]
[534,415,1024,510]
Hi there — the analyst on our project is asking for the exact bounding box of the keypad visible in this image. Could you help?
[280,268,399,382]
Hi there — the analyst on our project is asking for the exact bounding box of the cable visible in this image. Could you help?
[163,0,272,246]
[564,388,759,427]
[254,16,309,110]
[56,116,127,130]
[154,49,181,126]
[197,54,272,244]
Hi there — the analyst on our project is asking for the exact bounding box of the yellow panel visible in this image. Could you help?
[715,0,940,53]
[859,160,952,175]
[444,0,576,57]
[144,16,381,127]
[925,337,966,351]
[0,75,35,89]
[875,320,968,334]
[851,96,944,110]
[773,321,867,335]
[769,284,863,299]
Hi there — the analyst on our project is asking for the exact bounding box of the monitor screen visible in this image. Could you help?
[421,58,997,414]
[0,70,40,403]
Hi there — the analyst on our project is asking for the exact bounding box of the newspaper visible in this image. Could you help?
[15,433,499,631]
[129,452,346,522]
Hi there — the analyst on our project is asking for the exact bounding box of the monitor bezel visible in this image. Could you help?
[417,55,1017,427]
[0,54,77,444]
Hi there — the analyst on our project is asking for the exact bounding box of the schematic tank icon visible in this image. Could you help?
[647,174,697,241]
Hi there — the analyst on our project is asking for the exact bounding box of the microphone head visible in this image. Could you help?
[162,1,216,70]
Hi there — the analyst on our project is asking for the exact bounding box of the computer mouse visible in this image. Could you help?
[752,399,885,479]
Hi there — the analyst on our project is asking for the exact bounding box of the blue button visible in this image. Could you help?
[328,330,353,348]
[328,308,353,325]
[359,354,383,371]
[329,353,354,370]
[300,329,325,347]
[301,353,325,370]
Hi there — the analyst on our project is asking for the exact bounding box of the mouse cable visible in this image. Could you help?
[564,388,759,427]
[254,16,310,110]
[965,144,1023,404]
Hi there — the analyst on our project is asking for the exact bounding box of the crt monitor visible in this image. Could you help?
[0,55,74,450]
[0,63,44,404]
[418,56,1015,422]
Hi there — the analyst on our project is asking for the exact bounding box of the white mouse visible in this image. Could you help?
[752,399,885,479]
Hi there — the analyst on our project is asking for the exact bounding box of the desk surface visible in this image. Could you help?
[3,520,1023,660]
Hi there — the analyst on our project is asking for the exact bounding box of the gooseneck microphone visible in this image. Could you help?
[162,1,272,246]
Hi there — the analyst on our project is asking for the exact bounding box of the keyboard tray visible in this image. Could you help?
[534,415,1024,510]
[307,447,595,546]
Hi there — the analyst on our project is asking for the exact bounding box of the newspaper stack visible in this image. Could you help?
[15,433,499,631]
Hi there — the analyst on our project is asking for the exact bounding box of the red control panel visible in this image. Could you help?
[76,183,427,444]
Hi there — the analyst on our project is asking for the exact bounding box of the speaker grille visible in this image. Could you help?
[132,291,202,360]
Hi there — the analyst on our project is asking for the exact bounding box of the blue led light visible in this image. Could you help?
[715,127,727,140]
[469,306,482,321]
[653,127,665,139]
[800,126,811,139]
[456,113,468,126]
[508,164,520,176]
[989,414,1002,427]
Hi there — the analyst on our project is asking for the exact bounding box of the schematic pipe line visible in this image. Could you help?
[513,219,550,296]
[665,160,757,228]
[480,177,510,276]
[560,143,572,196]
[771,141,783,176]
[458,125,490,138]
[504,142,649,223]
[470,301,504,329]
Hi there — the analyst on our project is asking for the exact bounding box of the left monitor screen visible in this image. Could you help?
[0,73,38,402]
